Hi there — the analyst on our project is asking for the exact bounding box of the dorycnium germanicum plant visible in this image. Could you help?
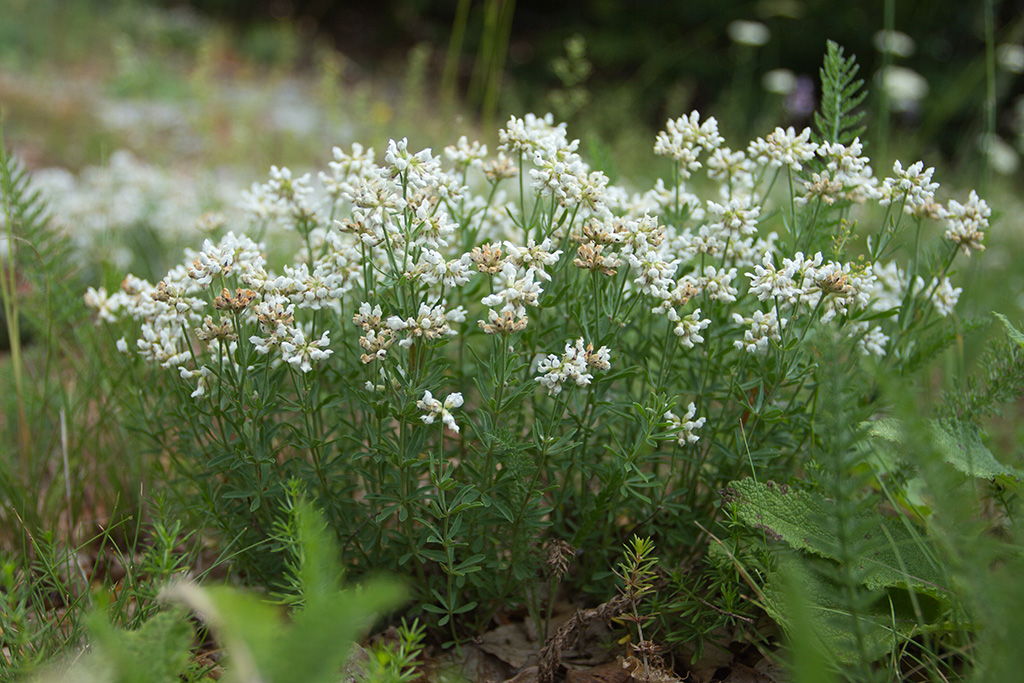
[85,42,993,644]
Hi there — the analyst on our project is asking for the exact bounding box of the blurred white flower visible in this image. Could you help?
[997,44,1024,74]
[943,190,990,256]
[878,66,929,113]
[978,134,1020,175]
[762,68,797,95]
[873,30,916,58]
[929,277,962,318]
[727,20,770,47]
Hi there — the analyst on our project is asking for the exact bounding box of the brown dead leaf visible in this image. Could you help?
[566,660,633,683]
[478,622,541,669]
[721,662,776,683]
[502,665,540,683]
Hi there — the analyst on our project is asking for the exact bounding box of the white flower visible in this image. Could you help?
[137,322,190,369]
[653,111,723,177]
[383,138,442,189]
[979,134,1019,176]
[879,160,940,216]
[535,338,609,396]
[943,190,989,256]
[706,146,756,191]
[664,402,706,445]
[873,30,916,58]
[626,250,679,296]
[800,138,878,205]
[183,365,213,400]
[386,303,459,347]
[320,143,377,201]
[929,277,962,318]
[732,309,785,354]
[673,308,711,348]
[804,261,875,323]
[762,69,797,95]
[868,262,901,312]
[997,44,1024,74]
[503,238,563,281]
[116,337,129,354]
[498,113,569,156]
[84,286,122,323]
[417,390,464,433]
[696,266,739,303]
[705,199,760,239]
[878,66,929,113]
[849,321,889,357]
[482,262,544,318]
[748,127,818,171]
[747,252,801,304]
[727,20,770,47]
[280,328,333,373]
[186,232,265,289]
[444,136,488,169]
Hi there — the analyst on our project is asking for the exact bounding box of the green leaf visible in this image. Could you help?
[866,418,1022,486]
[813,40,867,144]
[161,501,406,683]
[725,478,949,601]
[994,312,1024,350]
[763,556,950,665]
[77,608,194,683]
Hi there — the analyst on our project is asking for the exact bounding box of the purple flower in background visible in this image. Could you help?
[785,75,816,119]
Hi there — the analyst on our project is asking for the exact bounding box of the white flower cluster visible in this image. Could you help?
[743,251,882,353]
[878,160,940,217]
[732,309,786,354]
[81,108,988,418]
[84,230,346,396]
[499,113,610,210]
[240,165,321,228]
[386,303,465,348]
[653,112,725,178]
[535,338,612,396]
[797,138,878,205]
[664,402,706,445]
[417,390,464,433]
[747,126,818,171]
[942,190,990,256]
[32,150,241,268]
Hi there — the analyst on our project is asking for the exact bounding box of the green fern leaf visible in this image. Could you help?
[813,40,867,145]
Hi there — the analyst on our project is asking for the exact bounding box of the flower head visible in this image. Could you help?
[417,390,464,432]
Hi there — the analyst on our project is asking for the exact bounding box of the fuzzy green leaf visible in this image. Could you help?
[725,478,949,601]
[867,418,1022,486]
[763,556,951,665]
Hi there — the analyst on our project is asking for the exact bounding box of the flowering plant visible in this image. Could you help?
[87,94,989,638]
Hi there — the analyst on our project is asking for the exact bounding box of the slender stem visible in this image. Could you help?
[982,0,997,194]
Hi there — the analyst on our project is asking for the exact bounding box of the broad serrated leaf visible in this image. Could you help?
[866,417,1022,485]
[725,478,949,601]
[762,555,951,665]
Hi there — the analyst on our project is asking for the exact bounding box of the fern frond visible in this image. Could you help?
[813,40,868,145]
[0,142,77,330]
